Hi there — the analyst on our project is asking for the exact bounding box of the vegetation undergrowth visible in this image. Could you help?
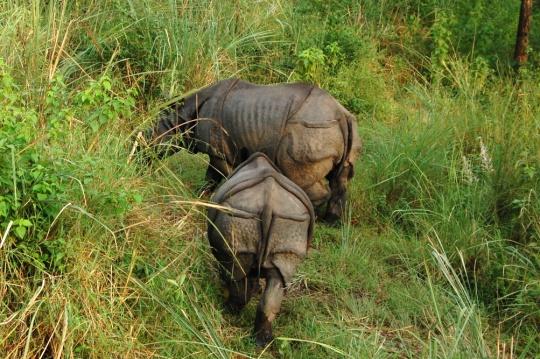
[1,0,538,358]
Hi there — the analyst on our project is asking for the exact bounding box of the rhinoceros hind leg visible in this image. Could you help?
[325,165,353,223]
[225,274,258,314]
[254,269,284,347]
[303,179,331,209]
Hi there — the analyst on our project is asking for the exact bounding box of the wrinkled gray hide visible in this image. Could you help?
[145,78,362,221]
[207,152,314,346]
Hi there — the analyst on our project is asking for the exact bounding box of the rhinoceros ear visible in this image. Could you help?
[181,80,222,119]
[181,91,210,120]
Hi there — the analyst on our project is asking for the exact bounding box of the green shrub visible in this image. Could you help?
[0,59,65,271]
[0,59,140,275]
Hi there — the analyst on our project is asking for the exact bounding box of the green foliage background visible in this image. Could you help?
[0,0,538,358]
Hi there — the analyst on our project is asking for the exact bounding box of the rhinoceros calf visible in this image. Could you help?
[207,152,314,346]
[143,78,361,222]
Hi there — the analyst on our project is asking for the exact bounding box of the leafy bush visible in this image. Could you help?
[0,58,140,274]
[0,60,65,271]
[74,75,137,133]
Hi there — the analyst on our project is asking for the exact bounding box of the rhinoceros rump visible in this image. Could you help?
[144,78,361,222]
[207,152,314,346]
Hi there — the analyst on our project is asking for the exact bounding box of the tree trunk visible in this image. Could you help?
[514,0,533,68]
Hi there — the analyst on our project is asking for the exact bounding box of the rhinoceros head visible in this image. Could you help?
[139,97,202,161]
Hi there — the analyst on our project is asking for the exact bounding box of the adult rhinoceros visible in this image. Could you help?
[141,78,361,222]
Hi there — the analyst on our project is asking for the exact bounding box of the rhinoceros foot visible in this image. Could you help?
[254,309,274,347]
[255,331,273,348]
[224,299,245,315]
[323,209,341,226]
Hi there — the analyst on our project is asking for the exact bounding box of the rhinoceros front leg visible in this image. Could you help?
[254,269,284,347]
[201,156,234,194]
[325,164,352,223]
[202,164,223,193]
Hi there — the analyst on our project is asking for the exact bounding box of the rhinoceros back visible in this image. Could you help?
[208,153,314,284]
[219,82,315,159]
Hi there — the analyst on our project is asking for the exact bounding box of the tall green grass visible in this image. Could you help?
[354,58,539,354]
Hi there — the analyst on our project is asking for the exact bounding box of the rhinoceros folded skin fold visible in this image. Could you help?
[145,78,362,222]
[207,152,315,346]
[208,152,314,285]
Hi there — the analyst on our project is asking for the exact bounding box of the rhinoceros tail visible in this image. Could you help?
[332,112,355,183]
[256,200,274,279]
[345,113,356,177]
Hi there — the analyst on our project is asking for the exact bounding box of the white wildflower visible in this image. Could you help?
[478,137,494,173]
[462,155,477,184]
